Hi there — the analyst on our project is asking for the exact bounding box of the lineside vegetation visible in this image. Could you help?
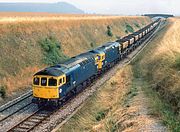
[131,18,180,131]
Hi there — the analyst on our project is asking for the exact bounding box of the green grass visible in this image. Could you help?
[39,36,68,65]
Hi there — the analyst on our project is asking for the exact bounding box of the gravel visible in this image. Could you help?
[0,103,38,132]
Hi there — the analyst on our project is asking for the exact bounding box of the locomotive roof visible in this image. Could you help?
[34,52,95,76]
[61,52,94,69]
[102,42,118,47]
[62,57,87,68]
[34,66,64,77]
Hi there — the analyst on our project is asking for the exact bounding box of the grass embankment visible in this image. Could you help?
[0,14,151,98]
[59,66,133,131]
[130,18,180,131]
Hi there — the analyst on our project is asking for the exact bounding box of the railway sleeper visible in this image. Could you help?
[36,113,49,117]
[22,121,36,126]
[18,124,32,129]
[28,118,41,123]
[15,128,29,132]
[31,116,45,120]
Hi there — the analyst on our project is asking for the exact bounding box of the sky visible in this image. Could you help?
[0,0,179,15]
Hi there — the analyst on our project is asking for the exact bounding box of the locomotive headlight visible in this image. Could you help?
[60,89,62,93]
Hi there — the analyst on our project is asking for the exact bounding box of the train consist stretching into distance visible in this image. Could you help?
[32,18,161,107]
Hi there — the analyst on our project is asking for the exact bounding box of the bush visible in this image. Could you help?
[134,22,140,28]
[125,23,134,33]
[95,111,106,121]
[90,42,96,48]
[39,36,68,65]
[125,30,129,34]
[107,25,113,37]
[0,86,6,98]
[95,109,109,121]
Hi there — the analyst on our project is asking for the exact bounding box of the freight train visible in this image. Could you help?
[32,18,161,107]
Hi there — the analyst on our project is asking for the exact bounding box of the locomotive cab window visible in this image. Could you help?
[102,56,104,59]
[97,55,101,60]
[66,75,70,83]
[41,77,47,86]
[59,78,62,85]
[103,55,105,59]
[49,78,57,86]
[33,77,39,85]
[63,77,65,83]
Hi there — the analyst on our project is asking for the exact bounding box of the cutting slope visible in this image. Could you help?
[0,14,151,98]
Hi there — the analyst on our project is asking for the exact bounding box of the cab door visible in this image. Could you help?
[96,53,105,70]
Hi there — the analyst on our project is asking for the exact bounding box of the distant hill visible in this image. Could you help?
[0,2,84,14]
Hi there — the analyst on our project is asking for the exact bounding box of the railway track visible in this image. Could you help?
[0,91,32,113]
[0,91,33,130]
[6,84,93,132]
[7,107,53,132]
[0,102,33,123]
[1,20,164,132]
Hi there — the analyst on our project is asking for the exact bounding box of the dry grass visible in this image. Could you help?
[0,14,151,95]
[130,17,180,130]
[59,66,133,132]
[1,66,40,93]
[138,18,180,103]
[0,12,143,23]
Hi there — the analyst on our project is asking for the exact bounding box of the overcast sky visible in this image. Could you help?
[0,0,179,15]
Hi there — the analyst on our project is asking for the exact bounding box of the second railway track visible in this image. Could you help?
[0,91,32,113]
[7,107,52,132]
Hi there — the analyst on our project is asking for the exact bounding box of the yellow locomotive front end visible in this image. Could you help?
[32,75,66,100]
